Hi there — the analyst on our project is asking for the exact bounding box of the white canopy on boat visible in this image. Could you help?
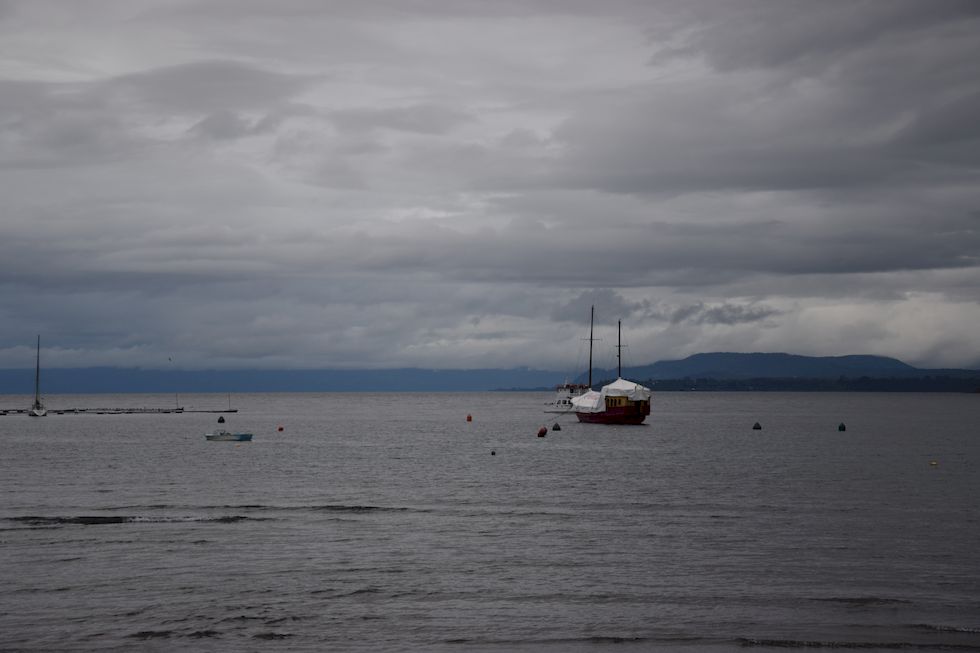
[570,377,652,413]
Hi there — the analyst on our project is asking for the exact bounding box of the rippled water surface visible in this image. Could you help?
[2,391,979,651]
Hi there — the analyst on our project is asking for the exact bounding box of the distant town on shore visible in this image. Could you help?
[0,353,978,394]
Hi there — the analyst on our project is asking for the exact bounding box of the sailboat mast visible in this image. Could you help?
[617,320,622,378]
[588,305,594,388]
[34,335,41,403]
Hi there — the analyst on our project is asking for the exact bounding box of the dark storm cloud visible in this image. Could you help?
[891,90,980,159]
[1,60,315,168]
[670,302,779,326]
[656,0,980,73]
[550,79,980,196]
[190,110,281,140]
[328,105,474,135]
[106,60,315,113]
[307,203,978,289]
[551,289,647,325]
[0,80,137,167]
[549,1,980,196]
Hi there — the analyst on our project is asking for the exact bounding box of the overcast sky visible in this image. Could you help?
[2,0,979,371]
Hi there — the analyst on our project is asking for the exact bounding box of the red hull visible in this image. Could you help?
[575,403,649,425]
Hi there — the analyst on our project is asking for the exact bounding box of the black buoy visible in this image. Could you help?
[752,422,762,430]
[491,450,496,456]
[838,422,846,432]
[552,423,561,431]
[217,416,225,423]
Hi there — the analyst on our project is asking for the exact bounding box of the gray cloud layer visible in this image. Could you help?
[1,0,978,371]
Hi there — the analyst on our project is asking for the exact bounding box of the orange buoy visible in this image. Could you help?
[537,426,547,438]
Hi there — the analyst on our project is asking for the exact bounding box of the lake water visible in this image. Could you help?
[1,391,979,651]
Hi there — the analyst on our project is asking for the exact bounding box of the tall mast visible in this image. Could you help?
[588,305,594,388]
[617,320,622,378]
[34,335,41,403]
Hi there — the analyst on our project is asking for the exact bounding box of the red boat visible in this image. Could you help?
[570,308,652,425]
[572,378,651,424]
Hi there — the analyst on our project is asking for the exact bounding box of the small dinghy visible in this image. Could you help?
[205,430,253,442]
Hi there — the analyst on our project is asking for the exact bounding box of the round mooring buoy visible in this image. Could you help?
[752,422,762,430]
[838,422,846,432]
[537,426,548,437]
[552,423,561,431]
[277,425,284,432]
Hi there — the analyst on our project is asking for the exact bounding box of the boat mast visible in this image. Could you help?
[617,320,622,378]
[588,305,594,388]
[34,335,41,405]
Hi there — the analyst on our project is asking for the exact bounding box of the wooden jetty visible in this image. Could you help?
[0,407,237,416]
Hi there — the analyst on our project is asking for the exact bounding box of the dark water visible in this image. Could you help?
[1,391,979,651]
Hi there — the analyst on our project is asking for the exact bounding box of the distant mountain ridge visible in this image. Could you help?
[615,352,939,381]
[0,353,977,394]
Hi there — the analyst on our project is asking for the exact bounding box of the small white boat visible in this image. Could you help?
[205,430,253,442]
[544,381,589,413]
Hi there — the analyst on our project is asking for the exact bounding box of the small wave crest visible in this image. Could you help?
[6,515,269,527]
[310,586,382,598]
[128,630,173,640]
[811,596,913,606]
[914,624,980,635]
[310,504,413,513]
[128,629,223,640]
[253,632,292,640]
[442,634,722,648]
[738,637,980,649]
[70,502,424,514]
[443,635,654,646]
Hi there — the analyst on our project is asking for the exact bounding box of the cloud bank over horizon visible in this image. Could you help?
[2,1,979,371]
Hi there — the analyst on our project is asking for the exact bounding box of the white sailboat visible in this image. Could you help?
[28,335,47,417]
